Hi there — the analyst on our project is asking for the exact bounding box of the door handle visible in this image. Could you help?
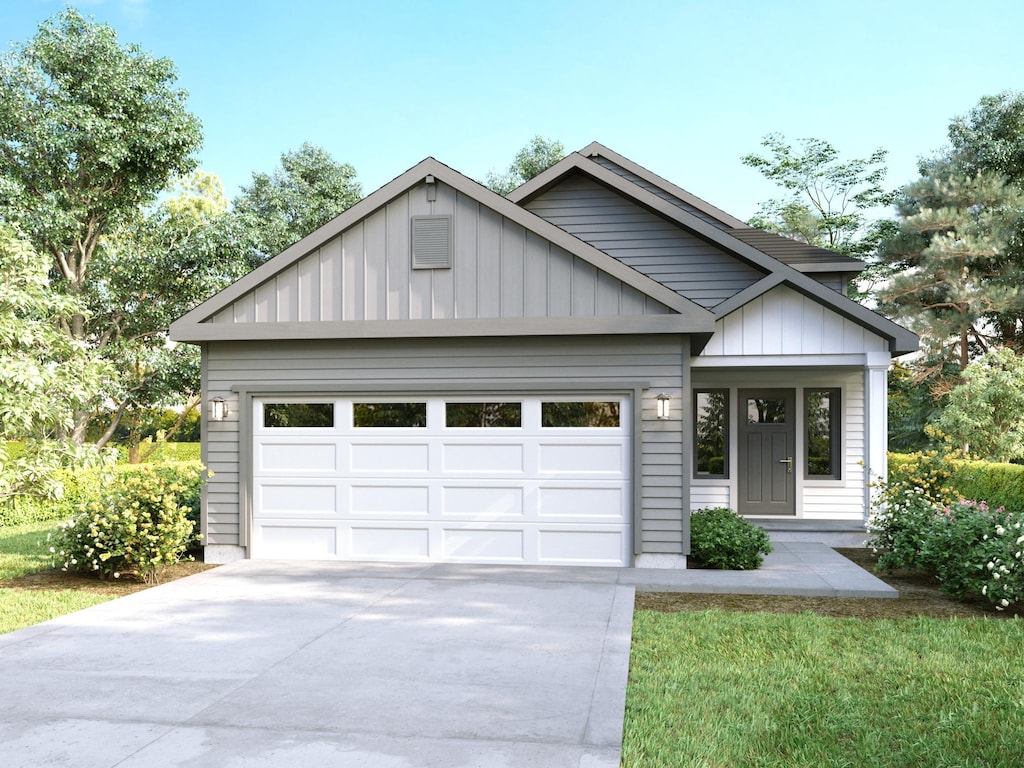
[779,457,793,474]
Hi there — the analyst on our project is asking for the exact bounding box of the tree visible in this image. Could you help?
[232,142,362,262]
[0,9,203,443]
[875,161,1024,383]
[741,134,897,261]
[87,171,248,459]
[0,226,108,501]
[485,136,566,195]
[928,348,1024,461]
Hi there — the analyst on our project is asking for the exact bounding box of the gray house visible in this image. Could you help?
[170,142,917,567]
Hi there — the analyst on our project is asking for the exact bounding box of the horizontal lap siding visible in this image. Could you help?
[524,175,765,309]
[204,335,686,555]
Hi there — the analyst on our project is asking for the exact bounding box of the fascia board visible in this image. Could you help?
[169,314,711,343]
[505,151,593,204]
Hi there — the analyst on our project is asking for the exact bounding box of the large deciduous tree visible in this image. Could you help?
[232,142,362,262]
[485,136,566,195]
[0,226,109,500]
[741,134,897,263]
[0,9,203,444]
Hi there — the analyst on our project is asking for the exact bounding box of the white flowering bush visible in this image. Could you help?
[49,463,203,583]
[866,482,942,570]
[979,517,1024,612]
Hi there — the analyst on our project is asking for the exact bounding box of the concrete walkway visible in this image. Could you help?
[0,544,892,768]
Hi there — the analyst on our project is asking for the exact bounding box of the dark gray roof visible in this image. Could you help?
[727,228,866,273]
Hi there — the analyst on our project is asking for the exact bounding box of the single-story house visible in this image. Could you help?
[169,142,917,567]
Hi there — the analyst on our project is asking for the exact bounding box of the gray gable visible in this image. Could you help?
[523,172,767,310]
[170,158,714,343]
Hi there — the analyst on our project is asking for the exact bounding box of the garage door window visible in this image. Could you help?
[263,402,335,428]
[445,402,521,428]
[541,401,620,428]
[353,402,427,428]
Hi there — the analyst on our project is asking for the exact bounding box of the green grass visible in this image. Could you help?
[0,520,57,579]
[624,610,1024,767]
[0,588,111,635]
[0,521,115,635]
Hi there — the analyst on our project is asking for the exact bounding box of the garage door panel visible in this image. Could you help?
[257,524,337,559]
[258,483,337,515]
[350,526,430,559]
[538,529,625,564]
[442,486,525,518]
[350,443,430,472]
[442,528,525,561]
[538,443,625,474]
[443,443,524,473]
[350,485,430,515]
[252,396,631,566]
[538,486,625,520]
[257,442,337,473]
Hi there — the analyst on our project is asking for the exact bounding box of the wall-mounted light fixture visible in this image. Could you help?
[209,396,228,422]
[656,393,671,420]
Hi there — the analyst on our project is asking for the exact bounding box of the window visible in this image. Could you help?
[263,402,334,428]
[445,402,522,428]
[694,390,728,478]
[541,401,620,428]
[353,403,427,428]
[806,389,840,478]
[746,397,787,424]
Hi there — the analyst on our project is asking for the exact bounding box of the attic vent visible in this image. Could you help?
[411,215,452,269]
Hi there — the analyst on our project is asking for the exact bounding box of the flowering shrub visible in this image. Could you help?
[918,500,1005,599]
[979,516,1024,612]
[49,463,204,583]
[690,507,773,570]
[866,481,942,571]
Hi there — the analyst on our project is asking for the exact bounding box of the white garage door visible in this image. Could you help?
[251,396,631,566]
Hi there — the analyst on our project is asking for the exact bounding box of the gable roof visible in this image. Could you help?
[170,157,715,343]
[507,144,916,355]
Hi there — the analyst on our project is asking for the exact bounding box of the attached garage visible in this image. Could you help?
[251,396,631,565]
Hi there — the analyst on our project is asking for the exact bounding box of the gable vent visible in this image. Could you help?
[411,215,452,269]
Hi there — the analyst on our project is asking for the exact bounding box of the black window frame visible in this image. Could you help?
[804,388,841,479]
[693,389,729,479]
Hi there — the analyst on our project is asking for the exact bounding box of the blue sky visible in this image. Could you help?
[5,0,1024,221]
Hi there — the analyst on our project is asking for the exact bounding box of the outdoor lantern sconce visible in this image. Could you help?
[656,393,671,420]
[209,397,228,422]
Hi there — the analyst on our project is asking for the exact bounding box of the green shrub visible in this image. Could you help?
[918,500,1006,598]
[979,515,1024,611]
[953,460,1024,513]
[690,507,773,570]
[49,462,204,583]
[140,442,201,463]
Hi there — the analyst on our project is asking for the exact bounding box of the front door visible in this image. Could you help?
[738,389,796,516]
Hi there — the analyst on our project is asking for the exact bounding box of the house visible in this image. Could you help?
[169,142,917,567]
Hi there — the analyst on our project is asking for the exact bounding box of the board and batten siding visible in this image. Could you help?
[208,181,669,326]
[700,285,889,357]
[523,174,765,309]
[203,334,687,556]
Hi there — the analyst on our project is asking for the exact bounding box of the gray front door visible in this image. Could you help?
[738,389,796,516]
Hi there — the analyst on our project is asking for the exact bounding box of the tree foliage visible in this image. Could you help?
[876,160,1024,381]
[741,133,896,261]
[0,9,204,445]
[485,136,566,195]
[929,348,1024,462]
[232,142,362,262]
[0,225,109,500]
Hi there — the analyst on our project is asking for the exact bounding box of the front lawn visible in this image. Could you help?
[623,609,1024,767]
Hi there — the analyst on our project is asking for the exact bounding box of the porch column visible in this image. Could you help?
[864,352,891,522]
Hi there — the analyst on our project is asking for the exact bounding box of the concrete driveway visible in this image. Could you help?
[0,561,634,768]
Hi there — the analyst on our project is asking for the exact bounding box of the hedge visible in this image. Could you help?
[888,452,1024,512]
